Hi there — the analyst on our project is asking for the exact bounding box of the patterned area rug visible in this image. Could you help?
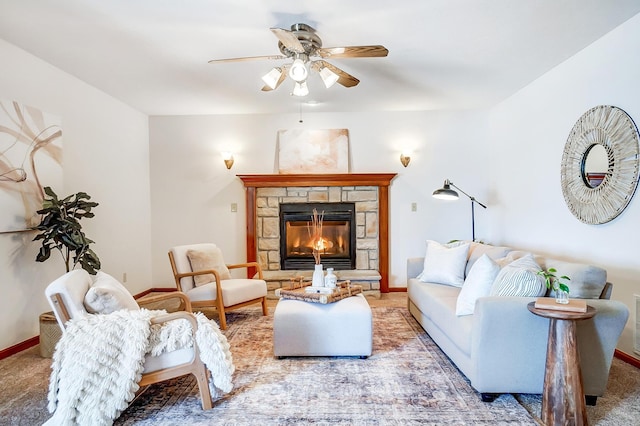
[116,307,537,425]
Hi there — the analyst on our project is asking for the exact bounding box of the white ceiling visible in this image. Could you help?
[1,1,639,116]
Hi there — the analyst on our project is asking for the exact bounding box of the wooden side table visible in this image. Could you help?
[527,302,596,426]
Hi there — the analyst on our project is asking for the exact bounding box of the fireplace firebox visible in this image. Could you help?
[280,202,356,270]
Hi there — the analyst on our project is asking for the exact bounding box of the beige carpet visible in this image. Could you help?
[1,297,639,425]
[114,307,536,425]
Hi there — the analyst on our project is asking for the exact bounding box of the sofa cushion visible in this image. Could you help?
[490,254,546,297]
[498,250,546,268]
[465,243,511,277]
[417,240,470,287]
[456,254,501,316]
[408,280,472,356]
[543,259,607,299]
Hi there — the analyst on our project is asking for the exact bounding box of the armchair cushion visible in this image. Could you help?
[186,278,267,307]
[83,271,139,314]
[45,270,93,325]
[220,278,268,307]
[187,246,231,286]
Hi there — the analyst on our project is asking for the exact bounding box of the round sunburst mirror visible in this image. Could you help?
[561,105,640,224]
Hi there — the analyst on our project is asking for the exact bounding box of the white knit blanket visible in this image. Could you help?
[45,309,234,426]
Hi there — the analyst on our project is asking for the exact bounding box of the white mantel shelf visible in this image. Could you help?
[237,173,397,293]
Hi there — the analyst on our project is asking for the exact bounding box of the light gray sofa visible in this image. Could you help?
[407,242,629,404]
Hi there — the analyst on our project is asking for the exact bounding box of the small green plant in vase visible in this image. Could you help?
[537,268,570,304]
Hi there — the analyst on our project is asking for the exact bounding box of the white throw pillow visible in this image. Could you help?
[187,247,231,286]
[456,254,501,316]
[418,240,470,287]
[84,271,139,314]
[490,253,546,297]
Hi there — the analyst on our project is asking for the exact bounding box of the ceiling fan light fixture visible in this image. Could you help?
[289,58,308,82]
[319,66,339,88]
[261,67,282,89]
[209,24,388,95]
[292,81,309,97]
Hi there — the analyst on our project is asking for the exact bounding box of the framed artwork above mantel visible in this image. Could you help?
[276,129,350,174]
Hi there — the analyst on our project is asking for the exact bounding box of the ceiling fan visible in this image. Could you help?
[208,23,388,96]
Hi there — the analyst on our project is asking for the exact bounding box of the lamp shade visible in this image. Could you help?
[319,66,339,88]
[222,152,234,169]
[289,58,308,82]
[261,67,283,89]
[292,81,309,97]
[432,180,459,200]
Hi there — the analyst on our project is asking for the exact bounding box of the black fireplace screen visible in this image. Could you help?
[280,202,356,270]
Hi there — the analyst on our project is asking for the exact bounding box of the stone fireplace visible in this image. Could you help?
[238,173,396,295]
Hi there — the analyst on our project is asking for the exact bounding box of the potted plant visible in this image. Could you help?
[33,186,101,274]
[538,268,570,304]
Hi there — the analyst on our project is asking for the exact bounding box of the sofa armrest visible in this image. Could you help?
[471,296,629,395]
[599,282,613,299]
[471,296,548,392]
[407,257,425,280]
[575,299,629,387]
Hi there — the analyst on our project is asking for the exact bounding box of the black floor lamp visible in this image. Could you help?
[432,179,487,241]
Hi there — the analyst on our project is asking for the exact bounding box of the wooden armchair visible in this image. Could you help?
[45,269,213,410]
[168,243,268,330]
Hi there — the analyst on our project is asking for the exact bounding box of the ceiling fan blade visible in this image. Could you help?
[312,60,360,88]
[270,28,305,54]
[208,54,286,64]
[317,45,389,59]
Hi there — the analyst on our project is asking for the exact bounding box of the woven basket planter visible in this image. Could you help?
[39,312,62,358]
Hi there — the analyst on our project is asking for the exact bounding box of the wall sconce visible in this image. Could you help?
[222,152,234,169]
[400,153,411,167]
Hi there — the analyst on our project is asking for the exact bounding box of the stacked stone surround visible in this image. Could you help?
[255,185,381,298]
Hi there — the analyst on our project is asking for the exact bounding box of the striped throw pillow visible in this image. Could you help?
[490,253,546,297]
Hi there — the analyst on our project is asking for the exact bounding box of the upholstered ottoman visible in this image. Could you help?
[273,294,373,358]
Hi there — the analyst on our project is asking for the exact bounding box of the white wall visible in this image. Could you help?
[488,14,640,359]
[0,39,152,350]
[149,110,489,289]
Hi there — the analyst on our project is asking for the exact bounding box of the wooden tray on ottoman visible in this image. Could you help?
[275,280,363,304]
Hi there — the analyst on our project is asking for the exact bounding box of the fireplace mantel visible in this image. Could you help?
[236,173,397,187]
[238,173,397,292]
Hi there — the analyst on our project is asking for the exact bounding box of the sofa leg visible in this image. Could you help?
[481,393,498,403]
[585,395,598,406]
